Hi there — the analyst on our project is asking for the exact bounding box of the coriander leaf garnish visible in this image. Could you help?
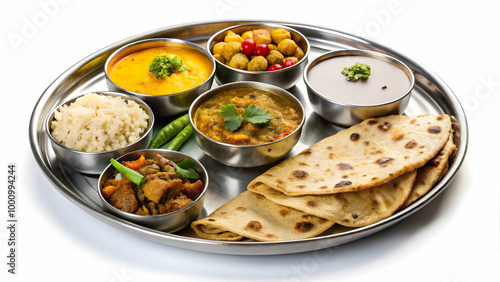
[342,63,371,81]
[220,104,273,132]
[220,104,243,132]
[242,104,274,124]
[149,53,188,79]
[175,158,200,180]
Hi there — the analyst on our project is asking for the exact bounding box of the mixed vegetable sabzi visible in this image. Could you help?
[102,154,203,215]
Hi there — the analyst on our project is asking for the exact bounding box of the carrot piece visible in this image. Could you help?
[122,155,146,170]
[228,134,250,144]
[101,185,118,198]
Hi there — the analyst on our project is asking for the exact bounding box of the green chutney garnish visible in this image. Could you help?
[342,63,371,81]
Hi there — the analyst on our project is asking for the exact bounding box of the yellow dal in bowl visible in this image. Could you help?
[108,46,213,95]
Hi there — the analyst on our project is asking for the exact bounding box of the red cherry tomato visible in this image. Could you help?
[241,39,256,57]
[267,64,283,71]
[254,44,270,57]
[283,59,296,68]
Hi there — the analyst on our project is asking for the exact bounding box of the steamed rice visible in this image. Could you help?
[50,93,149,153]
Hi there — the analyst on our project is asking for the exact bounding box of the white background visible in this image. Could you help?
[2,0,499,281]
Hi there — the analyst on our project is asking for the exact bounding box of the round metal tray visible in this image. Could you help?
[29,21,468,255]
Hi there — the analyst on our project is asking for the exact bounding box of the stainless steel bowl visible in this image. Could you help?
[46,91,154,174]
[97,149,208,232]
[189,81,305,167]
[104,38,216,116]
[304,49,415,127]
[207,23,310,89]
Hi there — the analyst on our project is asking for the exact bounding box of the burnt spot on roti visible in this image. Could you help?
[293,170,308,179]
[376,157,394,166]
[246,220,262,231]
[405,140,417,149]
[437,115,445,121]
[208,218,216,222]
[326,146,332,150]
[296,185,306,189]
[342,175,348,179]
[351,213,358,219]
[335,181,352,188]
[378,122,392,132]
[276,179,285,185]
[364,141,370,146]
[236,207,247,212]
[307,201,317,207]
[428,126,442,134]
[319,185,328,189]
[350,133,360,141]
[338,163,353,170]
[430,159,441,167]
[295,221,314,233]
[266,234,278,239]
[368,119,378,125]
[279,209,290,217]
[302,148,313,155]
[299,162,307,166]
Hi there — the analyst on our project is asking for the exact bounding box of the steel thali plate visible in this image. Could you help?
[29,21,468,255]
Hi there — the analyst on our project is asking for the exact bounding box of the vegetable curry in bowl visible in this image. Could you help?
[194,87,302,145]
[101,154,204,216]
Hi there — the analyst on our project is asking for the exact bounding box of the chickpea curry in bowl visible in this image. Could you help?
[207,23,310,89]
[189,81,305,167]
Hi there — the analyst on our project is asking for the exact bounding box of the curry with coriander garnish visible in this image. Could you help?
[107,45,213,95]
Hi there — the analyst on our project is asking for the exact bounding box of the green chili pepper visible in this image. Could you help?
[147,114,190,149]
[110,158,146,187]
[175,158,200,180]
[165,124,193,151]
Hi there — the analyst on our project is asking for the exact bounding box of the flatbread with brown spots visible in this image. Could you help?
[248,114,452,196]
[190,191,334,242]
[249,171,416,227]
[401,133,456,209]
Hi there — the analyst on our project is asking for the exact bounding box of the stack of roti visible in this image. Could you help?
[191,114,455,241]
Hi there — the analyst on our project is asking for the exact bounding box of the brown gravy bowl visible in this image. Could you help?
[304,49,415,126]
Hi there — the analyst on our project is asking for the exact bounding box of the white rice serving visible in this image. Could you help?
[50,93,149,152]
